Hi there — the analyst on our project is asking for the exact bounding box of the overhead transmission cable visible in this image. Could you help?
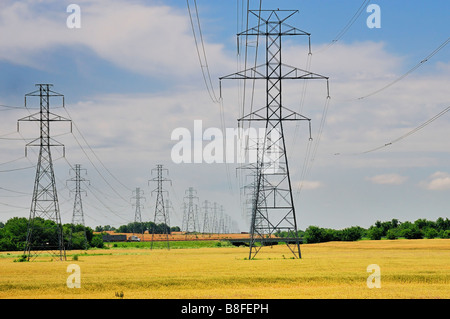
[316,0,371,54]
[356,37,450,100]
[62,105,132,194]
[186,0,220,104]
[187,0,236,194]
[336,104,450,156]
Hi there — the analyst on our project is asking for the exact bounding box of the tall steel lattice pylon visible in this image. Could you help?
[67,164,89,250]
[131,187,145,238]
[183,187,199,235]
[202,200,211,234]
[220,10,329,259]
[18,84,72,261]
[149,164,171,249]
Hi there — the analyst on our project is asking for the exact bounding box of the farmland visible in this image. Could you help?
[0,239,449,299]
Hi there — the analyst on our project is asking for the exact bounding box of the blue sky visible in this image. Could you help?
[0,0,449,231]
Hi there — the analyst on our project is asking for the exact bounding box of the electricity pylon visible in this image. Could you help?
[18,84,71,261]
[220,10,329,259]
[202,200,211,233]
[131,187,145,239]
[183,187,198,235]
[165,198,172,229]
[149,164,171,249]
[211,202,219,234]
[67,164,89,250]
[218,205,225,234]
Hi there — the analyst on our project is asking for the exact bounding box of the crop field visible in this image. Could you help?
[0,239,449,299]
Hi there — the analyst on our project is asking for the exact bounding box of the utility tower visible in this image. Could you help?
[220,10,329,259]
[238,138,263,227]
[164,198,172,230]
[211,202,219,234]
[18,84,71,261]
[218,205,225,234]
[67,164,89,250]
[149,164,171,249]
[201,200,211,234]
[131,187,145,239]
[183,187,198,234]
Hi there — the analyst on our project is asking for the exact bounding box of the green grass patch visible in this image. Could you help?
[103,240,234,250]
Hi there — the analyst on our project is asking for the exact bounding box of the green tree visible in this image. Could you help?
[401,225,423,239]
[304,226,324,244]
[386,229,398,240]
[90,234,104,248]
[439,230,450,238]
[424,227,438,239]
[368,226,383,240]
[341,226,364,241]
[0,217,28,251]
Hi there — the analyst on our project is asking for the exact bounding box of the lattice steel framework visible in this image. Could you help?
[18,84,71,261]
[220,10,329,259]
[202,200,211,234]
[149,164,171,249]
[183,187,198,234]
[131,187,145,238]
[67,164,89,250]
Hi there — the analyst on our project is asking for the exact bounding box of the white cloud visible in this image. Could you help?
[0,0,233,79]
[420,171,450,190]
[366,173,408,185]
[294,180,323,190]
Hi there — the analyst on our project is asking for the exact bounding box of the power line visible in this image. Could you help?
[316,0,371,54]
[336,104,450,156]
[186,0,220,104]
[59,105,132,204]
[356,37,450,100]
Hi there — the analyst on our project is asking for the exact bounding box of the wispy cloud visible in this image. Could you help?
[294,180,323,190]
[419,171,450,190]
[366,173,408,185]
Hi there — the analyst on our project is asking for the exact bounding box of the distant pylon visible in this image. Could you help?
[220,10,329,259]
[131,187,145,238]
[18,84,71,261]
[67,164,89,250]
[165,198,172,230]
[211,202,219,233]
[202,200,211,233]
[149,164,171,249]
[218,205,225,234]
[183,187,198,234]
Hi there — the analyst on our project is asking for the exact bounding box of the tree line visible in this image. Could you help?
[0,217,104,251]
[276,217,450,243]
[95,221,180,234]
[0,217,182,251]
[1,216,449,251]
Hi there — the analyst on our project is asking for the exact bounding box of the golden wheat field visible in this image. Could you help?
[0,239,449,299]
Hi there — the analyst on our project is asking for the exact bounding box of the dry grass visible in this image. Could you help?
[0,239,449,299]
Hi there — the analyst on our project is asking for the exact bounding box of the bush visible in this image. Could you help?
[386,229,398,240]
[90,234,104,248]
[368,227,383,240]
[304,226,325,244]
[424,227,438,239]
[439,230,450,238]
[341,226,364,241]
[401,226,423,239]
